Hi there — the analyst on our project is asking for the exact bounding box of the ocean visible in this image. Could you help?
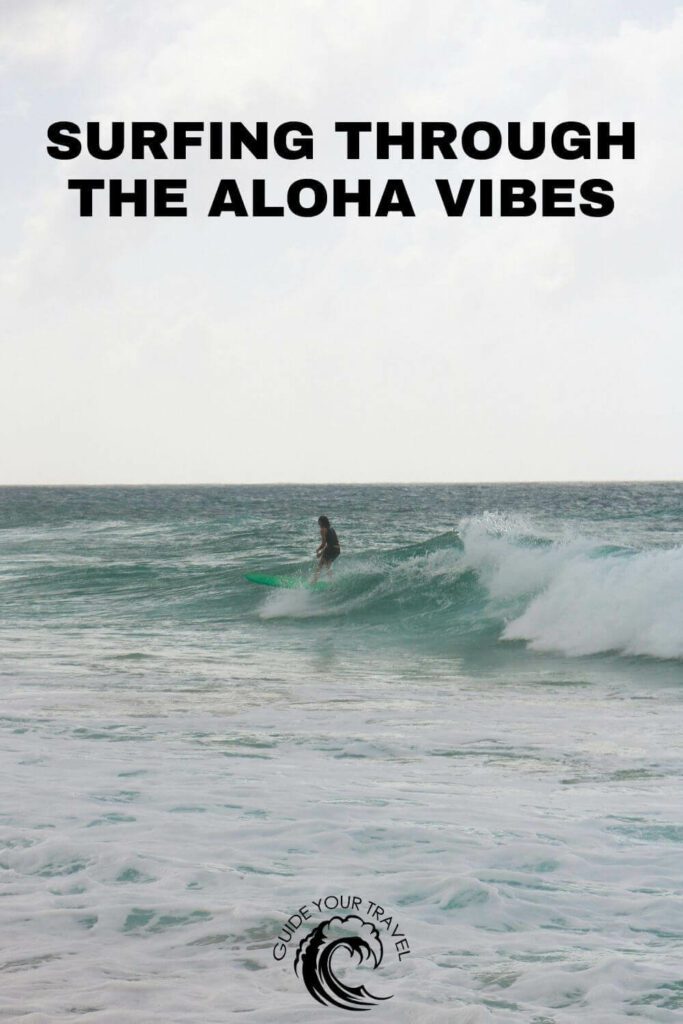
[1,483,682,1022]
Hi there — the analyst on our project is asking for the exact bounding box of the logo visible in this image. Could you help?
[272,894,411,1011]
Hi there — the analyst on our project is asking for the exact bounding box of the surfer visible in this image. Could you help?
[315,516,341,578]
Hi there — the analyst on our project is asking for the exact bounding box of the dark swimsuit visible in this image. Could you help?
[322,526,341,565]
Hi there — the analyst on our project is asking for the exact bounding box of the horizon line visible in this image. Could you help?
[0,479,681,488]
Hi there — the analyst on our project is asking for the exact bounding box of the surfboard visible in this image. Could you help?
[245,572,330,590]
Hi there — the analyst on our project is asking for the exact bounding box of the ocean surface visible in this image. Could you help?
[1,483,682,1022]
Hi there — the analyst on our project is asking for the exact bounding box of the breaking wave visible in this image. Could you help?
[260,515,683,661]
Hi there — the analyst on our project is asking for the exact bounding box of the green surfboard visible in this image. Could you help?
[245,572,330,591]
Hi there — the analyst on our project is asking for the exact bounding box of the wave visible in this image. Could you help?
[260,515,683,661]
[2,512,681,662]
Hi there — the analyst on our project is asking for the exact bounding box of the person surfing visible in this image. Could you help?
[314,515,341,580]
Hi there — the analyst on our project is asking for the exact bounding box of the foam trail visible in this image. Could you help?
[259,588,321,619]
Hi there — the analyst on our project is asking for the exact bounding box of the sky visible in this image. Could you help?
[1,0,681,484]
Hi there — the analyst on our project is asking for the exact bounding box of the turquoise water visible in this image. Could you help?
[1,484,682,1021]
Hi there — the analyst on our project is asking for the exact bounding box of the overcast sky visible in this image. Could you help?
[1,0,681,484]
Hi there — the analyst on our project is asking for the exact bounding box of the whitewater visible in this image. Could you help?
[1,483,681,1022]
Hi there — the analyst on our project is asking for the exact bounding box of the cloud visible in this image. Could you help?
[0,0,97,66]
[1,1,681,482]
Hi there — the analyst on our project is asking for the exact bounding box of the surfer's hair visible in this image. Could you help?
[318,515,330,528]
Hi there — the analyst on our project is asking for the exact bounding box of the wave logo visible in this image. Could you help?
[273,895,410,1011]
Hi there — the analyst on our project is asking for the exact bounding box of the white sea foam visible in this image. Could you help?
[259,587,320,619]
[504,546,683,659]
[460,516,683,660]
[2,664,682,1023]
